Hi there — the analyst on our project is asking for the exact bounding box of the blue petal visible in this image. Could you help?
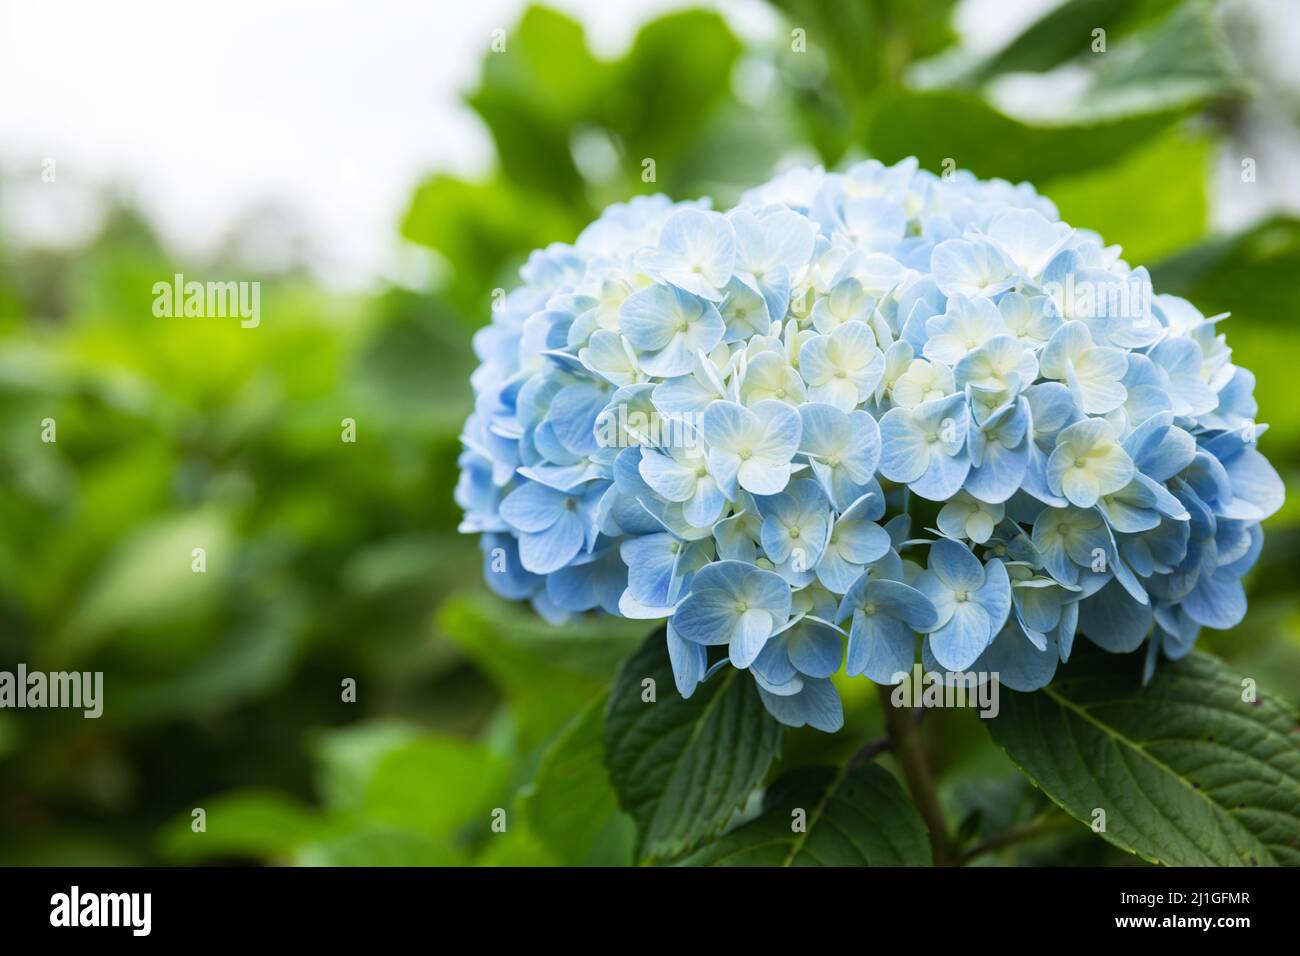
[910,446,972,502]
[869,578,939,630]
[672,590,739,646]
[786,619,844,678]
[666,622,708,698]
[976,619,1058,692]
[878,408,930,483]
[499,480,566,533]
[1183,569,1247,630]
[1077,581,1152,652]
[756,676,844,731]
[518,512,585,573]
[730,609,777,668]
[620,533,679,607]
[975,558,1013,634]
[927,538,986,591]
[546,546,627,614]
[846,612,916,682]
[927,601,993,671]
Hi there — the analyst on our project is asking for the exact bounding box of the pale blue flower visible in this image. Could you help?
[937,490,1004,544]
[1031,505,1111,587]
[499,479,606,575]
[756,478,834,574]
[998,290,1061,347]
[954,335,1038,396]
[878,393,971,501]
[891,357,955,408]
[457,159,1282,730]
[638,207,736,300]
[931,236,1018,299]
[1039,321,1128,414]
[739,350,807,406]
[811,277,874,334]
[620,283,724,377]
[702,399,802,497]
[924,294,1007,366]
[914,539,1012,671]
[816,492,891,593]
[1045,418,1135,508]
[672,560,792,669]
[797,402,881,509]
[838,571,938,682]
[798,320,885,411]
[638,441,726,529]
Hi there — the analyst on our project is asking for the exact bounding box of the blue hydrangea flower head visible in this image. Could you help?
[457,159,1284,732]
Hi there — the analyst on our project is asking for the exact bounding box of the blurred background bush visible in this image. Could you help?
[1,0,1298,865]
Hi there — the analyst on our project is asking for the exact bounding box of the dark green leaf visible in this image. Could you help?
[604,630,784,861]
[987,643,1300,866]
[679,762,932,866]
[518,693,635,865]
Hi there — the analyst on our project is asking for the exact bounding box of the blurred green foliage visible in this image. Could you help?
[1,0,1297,866]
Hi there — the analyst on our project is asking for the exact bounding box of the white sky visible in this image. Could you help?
[1,0,719,286]
[8,0,1288,289]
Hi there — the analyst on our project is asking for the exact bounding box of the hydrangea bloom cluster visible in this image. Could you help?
[456,158,1283,733]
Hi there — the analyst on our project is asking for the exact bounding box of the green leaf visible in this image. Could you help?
[679,762,932,866]
[399,174,574,322]
[959,0,1184,83]
[310,720,422,812]
[472,824,563,867]
[157,790,323,863]
[1150,215,1300,321]
[987,644,1300,866]
[1087,1,1242,114]
[604,10,743,178]
[865,89,1190,183]
[1044,129,1209,265]
[436,593,646,745]
[361,735,509,841]
[57,507,234,660]
[867,3,1240,184]
[466,6,604,202]
[771,0,960,162]
[295,827,464,866]
[518,693,635,865]
[603,630,784,862]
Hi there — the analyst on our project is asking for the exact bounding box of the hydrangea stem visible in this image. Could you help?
[876,684,955,866]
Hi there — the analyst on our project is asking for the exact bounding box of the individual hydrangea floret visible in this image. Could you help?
[456,158,1284,732]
